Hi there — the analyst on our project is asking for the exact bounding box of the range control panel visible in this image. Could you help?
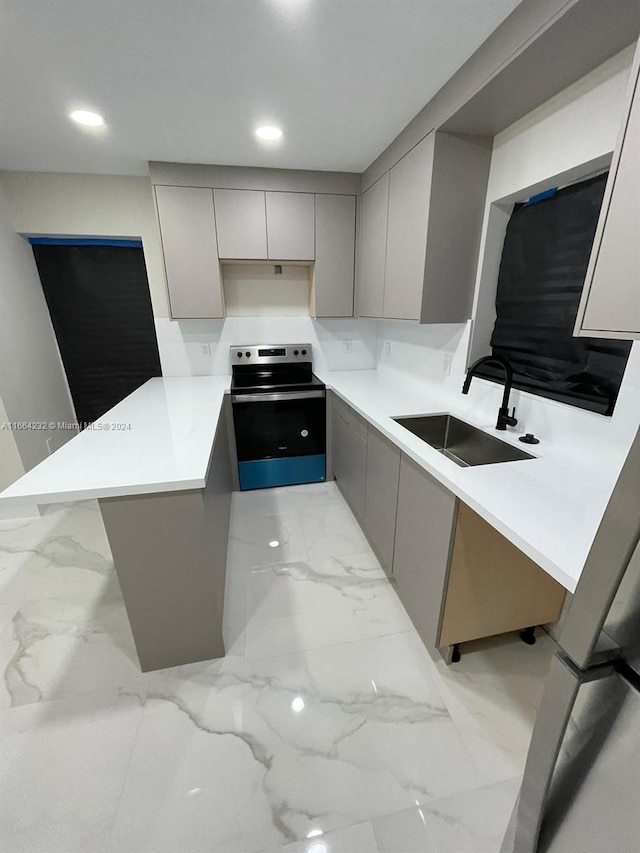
[230,344,312,365]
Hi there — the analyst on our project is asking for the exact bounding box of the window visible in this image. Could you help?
[480,173,631,415]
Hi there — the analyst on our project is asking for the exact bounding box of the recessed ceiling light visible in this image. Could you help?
[255,125,283,141]
[69,110,105,127]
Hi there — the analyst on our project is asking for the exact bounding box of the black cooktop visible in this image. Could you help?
[231,362,325,395]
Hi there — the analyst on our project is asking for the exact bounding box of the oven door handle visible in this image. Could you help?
[231,390,326,404]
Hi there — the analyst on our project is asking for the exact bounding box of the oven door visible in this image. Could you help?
[231,390,326,490]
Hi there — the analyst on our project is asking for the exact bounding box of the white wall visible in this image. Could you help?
[0,180,77,475]
[156,316,377,376]
[451,44,639,466]
[0,392,24,490]
[1,172,169,318]
[0,171,379,373]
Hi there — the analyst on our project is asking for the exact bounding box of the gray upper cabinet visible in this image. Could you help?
[213,189,268,259]
[265,192,315,260]
[574,43,640,340]
[357,172,389,318]
[155,185,224,319]
[384,135,434,320]
[313,194,356,317]
[356,131,491,323]
[392,454,457,651]
[364,428,401,575]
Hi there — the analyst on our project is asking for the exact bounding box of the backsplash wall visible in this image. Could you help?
[155,316,378,376]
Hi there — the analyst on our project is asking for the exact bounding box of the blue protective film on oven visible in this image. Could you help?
[238,455,326,490]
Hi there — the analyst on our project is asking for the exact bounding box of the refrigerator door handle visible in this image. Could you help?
[502,651,614,853]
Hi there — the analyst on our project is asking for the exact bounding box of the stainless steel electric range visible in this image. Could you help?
[230,344,326,490]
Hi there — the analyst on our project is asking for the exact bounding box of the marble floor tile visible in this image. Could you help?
[0,499,112,609]
[300,502,370,560]
[228,510,309,571]
[0,685,147,853]
[0,568,146,709]
[413,631,555,786]
[107,633,483,853]
[258,820,380,853]
[1,483,551,853]
[244,553,413,660]
[0,602,16,635]
[232,481,343,519]
[372,776,521,853]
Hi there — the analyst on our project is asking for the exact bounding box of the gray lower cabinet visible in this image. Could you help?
[363,427,401,574]
[155,185,223,319]
[331,396,366,520]
[99,400,233,672]
[392,454,457,650]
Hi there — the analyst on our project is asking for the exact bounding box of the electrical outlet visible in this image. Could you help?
[384,340,391,356]
[200,343,211,357]
[443,354,452,376]
[343,340,353,353]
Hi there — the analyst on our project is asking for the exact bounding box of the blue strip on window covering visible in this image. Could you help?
[523,187,558,207]
[28,237,143,247]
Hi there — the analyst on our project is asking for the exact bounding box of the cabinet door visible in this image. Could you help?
[331,404,349,491]
[392,454,456,650]
[155,185,223,319]
[357,172,389,318]
[383,133,435,320]
[314,194,356,317]
[265,192,315,260]
[344,426,367,520]
[364,427,401,575]
[213,189,268,259]
[575,48,640,339]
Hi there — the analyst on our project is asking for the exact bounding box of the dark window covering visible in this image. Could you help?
[32,243,162,426]
[479,173,631,415]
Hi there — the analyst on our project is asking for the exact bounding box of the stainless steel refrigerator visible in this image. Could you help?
[502,426,640,853]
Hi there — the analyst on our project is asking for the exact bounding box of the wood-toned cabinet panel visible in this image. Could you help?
[314,194,356,317]
[384,134,434,320]
[213,189,268,259]
[439,505,565,646]
[364,428,401,575]
[392,455,457,650]
[357,173,389,318]
[265,192,315,260]
[155,185,223,319]
[576,47,640,339]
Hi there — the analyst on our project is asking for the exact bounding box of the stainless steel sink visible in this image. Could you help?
[393,414,534,467]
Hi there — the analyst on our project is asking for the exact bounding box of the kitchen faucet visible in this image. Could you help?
[462,355,518,431]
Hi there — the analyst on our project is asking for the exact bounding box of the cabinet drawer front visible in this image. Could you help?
[213,189,268,259]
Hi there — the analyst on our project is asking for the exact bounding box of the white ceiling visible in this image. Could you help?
[0,0,522,176]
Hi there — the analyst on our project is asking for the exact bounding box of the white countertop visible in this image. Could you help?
[318,370,624,594]
[0,376,230,505]
[1,370,623,593]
